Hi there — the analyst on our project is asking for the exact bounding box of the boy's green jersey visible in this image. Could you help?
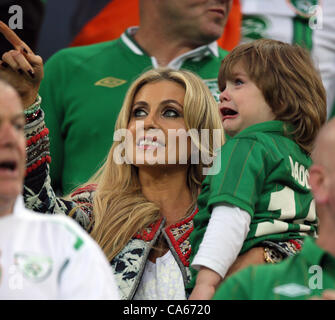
[189,121,316,289]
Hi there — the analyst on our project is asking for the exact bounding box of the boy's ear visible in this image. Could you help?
[309,165,328,204]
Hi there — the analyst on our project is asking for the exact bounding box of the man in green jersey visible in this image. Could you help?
[0,0,233,195]
[213,118,335,300]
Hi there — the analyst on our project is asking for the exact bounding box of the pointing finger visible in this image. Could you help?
[0,20,33,53]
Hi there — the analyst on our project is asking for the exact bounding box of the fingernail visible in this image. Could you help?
[28,69,35,79]
[18,68,24,74]
[1,62,9,68]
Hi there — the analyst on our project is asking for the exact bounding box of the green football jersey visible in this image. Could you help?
[213,237,335,300]
[40,28,228,195]
[188,121,316,289]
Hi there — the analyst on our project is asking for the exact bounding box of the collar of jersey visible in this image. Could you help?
[233,121,294,138]
[121,26,219,69]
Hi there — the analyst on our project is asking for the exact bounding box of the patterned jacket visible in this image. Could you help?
[24,107,196,299]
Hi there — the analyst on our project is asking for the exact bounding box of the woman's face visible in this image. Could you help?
[126,80,191,167]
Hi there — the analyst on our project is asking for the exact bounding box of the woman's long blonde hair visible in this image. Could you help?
[87,68,224,261]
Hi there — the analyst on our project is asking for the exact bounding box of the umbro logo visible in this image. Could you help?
[95,77,127,88]
[273,283,311,297]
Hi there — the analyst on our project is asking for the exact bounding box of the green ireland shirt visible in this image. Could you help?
[188,121,316,289]
[213,237,335,300]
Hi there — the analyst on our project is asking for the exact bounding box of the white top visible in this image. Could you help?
[312,0,335,117]
[133,250,186,300]
[0,196,120,300]
[241,0,296,45]
[241,0,335,118]
[241,0,296,17]
[191,205,251,279]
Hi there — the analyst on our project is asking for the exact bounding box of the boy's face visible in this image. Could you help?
[218,62,275,136]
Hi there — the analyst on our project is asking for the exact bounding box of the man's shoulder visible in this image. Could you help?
[23,208,79,229]
[229,258,295,287]
[45,38,123,67]
[217,46,229,58]
[21,208,92,249]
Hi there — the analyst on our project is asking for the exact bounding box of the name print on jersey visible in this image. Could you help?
[289,155,310,189]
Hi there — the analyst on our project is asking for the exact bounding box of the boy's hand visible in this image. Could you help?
[189,267,222,300]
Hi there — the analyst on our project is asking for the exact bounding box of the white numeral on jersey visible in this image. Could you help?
[268,187,316,221]
[268,186,296,219]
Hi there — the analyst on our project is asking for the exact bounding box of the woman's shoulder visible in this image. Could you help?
[70,184,97,203]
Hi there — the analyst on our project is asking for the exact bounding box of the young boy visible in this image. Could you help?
[213,118,335,300]
[188,39,327,300]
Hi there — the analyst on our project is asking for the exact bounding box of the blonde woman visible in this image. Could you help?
[15,63,224,299]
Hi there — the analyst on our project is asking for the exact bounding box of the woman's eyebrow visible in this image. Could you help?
[132,101,148,107]
[160,99,183,108]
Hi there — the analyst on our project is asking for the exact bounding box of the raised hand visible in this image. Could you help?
[0,21,44,108]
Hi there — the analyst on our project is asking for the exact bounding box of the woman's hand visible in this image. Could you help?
[0,21,44,108]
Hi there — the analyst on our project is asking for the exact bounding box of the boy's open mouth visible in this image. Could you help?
[220,107,238,120]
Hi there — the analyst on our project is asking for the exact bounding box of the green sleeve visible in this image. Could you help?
[39,50,69,194]
[213,267,254,300]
